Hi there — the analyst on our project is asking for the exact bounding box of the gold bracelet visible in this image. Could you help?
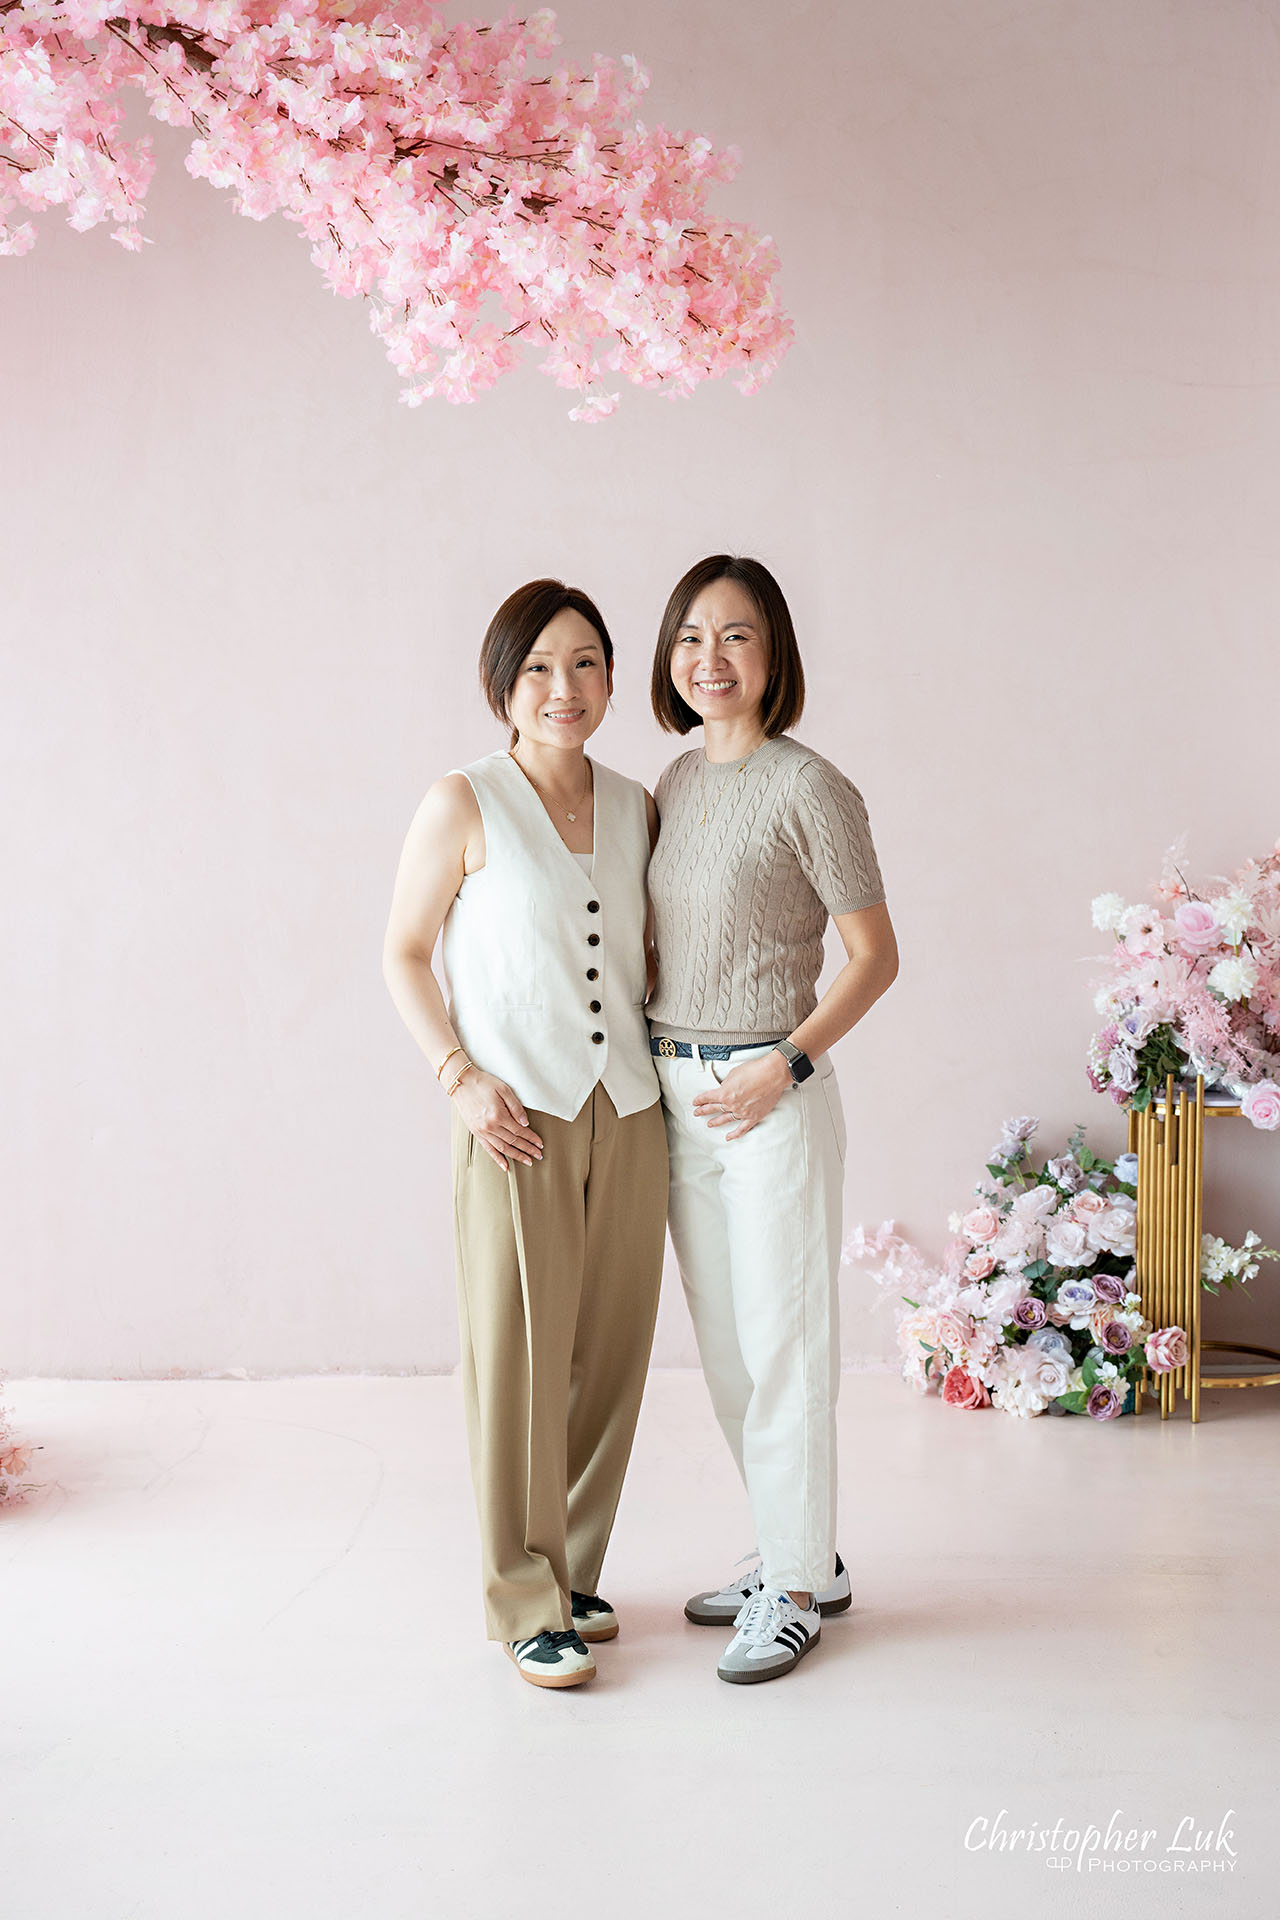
[445,1060,473,1098]
[435,1043,464,1082]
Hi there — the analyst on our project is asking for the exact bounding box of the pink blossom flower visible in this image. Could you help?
[0,5,792,417]
[1122,906,1166,958]
[963,1250,996,1281]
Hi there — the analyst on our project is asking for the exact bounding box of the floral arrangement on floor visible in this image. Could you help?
[0,1384,32,1504]
[0,2,791,419]
[844,1117,1193,1420]
[1088,839,1280,1124]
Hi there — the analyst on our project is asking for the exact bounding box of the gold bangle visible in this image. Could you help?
[445,1061,473,1098]
[435,1044,464,1082]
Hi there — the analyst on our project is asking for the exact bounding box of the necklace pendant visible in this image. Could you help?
[566,811,576,821]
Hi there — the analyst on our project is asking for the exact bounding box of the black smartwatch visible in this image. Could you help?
[772,1039,814,1085]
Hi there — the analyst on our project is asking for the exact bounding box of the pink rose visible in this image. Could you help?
[1072,1191,1108,1220]
[962,1205,1000,1243]
[1242,1081,1280,1132]
[935,1311,974,1354]
[964,1250,996,1281]
[1146,1326,1189,1373]
[941,1367,990,1409]
[1173,900,1220,954]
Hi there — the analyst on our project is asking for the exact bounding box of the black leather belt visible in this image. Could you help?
[650,1036,778,1061]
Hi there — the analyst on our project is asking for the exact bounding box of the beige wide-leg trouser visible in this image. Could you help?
[452,1086,668,1643]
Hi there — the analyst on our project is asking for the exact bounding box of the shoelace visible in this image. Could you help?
[721,1551,762,1593]
[732,1587,792,1644]
[539,1629,584,1651]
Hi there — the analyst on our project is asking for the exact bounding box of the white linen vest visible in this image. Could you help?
[442,751,659,1122]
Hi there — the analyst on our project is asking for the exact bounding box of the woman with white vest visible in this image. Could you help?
[648,554,898,1687]
[383,580,667,1691]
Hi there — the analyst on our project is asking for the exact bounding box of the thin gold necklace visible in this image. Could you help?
[698,746,757,827]
[514,753,592,822]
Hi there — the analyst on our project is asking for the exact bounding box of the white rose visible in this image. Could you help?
[1046,1218,1094,1268]
[1087,1206,1137,1257]
[1011,1184,1059,1223]
[1024,1348,1071,1398]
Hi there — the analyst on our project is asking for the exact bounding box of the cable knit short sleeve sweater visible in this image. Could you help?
[647,736,886,1044]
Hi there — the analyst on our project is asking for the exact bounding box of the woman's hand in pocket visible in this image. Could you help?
[692,1051,793,1141]
[452,1068,544,1170]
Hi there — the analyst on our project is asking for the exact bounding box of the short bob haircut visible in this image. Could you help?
[479,579,613,735]
[650,554,804,737]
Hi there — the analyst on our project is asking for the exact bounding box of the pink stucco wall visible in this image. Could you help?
[3,0,1278,1374]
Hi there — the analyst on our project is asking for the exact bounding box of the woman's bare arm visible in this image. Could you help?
[382,775,543,1168]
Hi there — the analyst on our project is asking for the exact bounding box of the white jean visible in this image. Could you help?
[656,1045,847,1595]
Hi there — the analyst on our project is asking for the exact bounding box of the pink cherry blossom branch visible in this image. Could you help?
[0,2,792,417]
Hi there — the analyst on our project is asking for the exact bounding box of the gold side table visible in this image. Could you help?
[1130,1073,1280,1421]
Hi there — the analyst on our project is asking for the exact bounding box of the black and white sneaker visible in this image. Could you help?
[506,1630,596,1689]
[685,1552,851,1626]
[717,1588,821,1686]
[570,1590,619,1642]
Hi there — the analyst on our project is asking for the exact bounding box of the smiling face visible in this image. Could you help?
[505,607,612,750]
[668,576,771,730]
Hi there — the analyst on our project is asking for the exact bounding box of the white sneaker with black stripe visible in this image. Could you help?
[685,1552,851,1626]
[570,1590,619,1642]
[506,1629,596,1689]
[716,1587,821,1685]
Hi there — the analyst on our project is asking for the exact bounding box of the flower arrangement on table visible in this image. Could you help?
[1088,839,1280,1125]
[845,1117,1193,1420]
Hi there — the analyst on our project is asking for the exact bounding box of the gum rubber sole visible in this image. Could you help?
[685,1591,851,1626]
[575,1621,619,1643]
[717,1628,820,1686]
[504,1644,596,1689]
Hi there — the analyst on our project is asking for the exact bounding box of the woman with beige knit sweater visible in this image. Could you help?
[647,554,899,1687]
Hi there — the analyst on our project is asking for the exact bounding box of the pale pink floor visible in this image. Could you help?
[2,1370,1272,1919]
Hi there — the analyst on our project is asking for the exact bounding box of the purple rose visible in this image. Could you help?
[1098,1319,1133,1355]
[1012,1296,1048,1330]
[1092,1272,1128,1305]
[1087,1383,1126,1420]
[1107,1044,1140,1095]
[1047,1154,1088,1194]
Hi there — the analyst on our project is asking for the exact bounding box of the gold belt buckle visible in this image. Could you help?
[657,1037,678,1059]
